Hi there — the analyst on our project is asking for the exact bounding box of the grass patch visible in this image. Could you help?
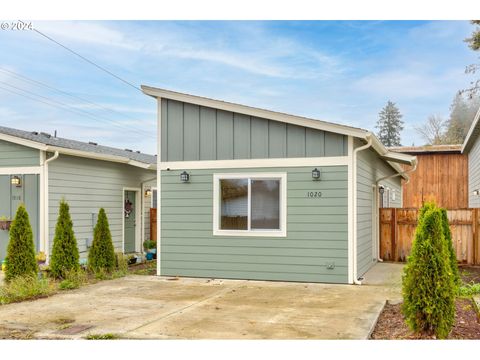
[58,269,89,290]
[85,333,120,340]
[458,283,480,297]
[0,275,56,304]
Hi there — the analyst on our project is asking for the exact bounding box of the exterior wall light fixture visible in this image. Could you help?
[312,168,321,180]
[11,175,21,187]
[145,189,152,197]
[474,189,480,196]
[180,171,190,183]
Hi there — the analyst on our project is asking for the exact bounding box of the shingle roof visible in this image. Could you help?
[389,144,462,154]
[0,125,156,165]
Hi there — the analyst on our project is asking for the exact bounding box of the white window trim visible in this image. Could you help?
[213,173,287,237]
[150,187,158,208]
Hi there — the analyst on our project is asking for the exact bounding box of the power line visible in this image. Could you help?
[0,81,155,139]
[0,67,144,123]
[32,27,141,93]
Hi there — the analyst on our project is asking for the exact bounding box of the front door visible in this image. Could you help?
[124,190,136,253]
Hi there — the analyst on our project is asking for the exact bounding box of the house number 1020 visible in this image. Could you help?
[307,191,322,198]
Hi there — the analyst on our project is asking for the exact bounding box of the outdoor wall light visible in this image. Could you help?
[379,185,385,195]
[474,189,480,196]
[180,171,190,183]
[312,168,321,180]
[145,189,152,197]
[11,176,21,187]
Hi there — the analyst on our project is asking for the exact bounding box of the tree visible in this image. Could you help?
[88,208,116,273]
[4,205,38,282]
[375,101,404,147]
[415,115,447,145]
[439,208,461,288]
[402,202,456,339]
[49,200,80,278]
[464,20,480,98]
[444,93,480,144]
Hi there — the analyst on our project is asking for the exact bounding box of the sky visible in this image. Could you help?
[0,20,478,154]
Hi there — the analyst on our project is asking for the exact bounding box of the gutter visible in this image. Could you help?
[44,151,59,263]
[352,135,373,285]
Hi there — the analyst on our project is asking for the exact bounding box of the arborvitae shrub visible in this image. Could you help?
[49,200,80,278]
[4,205,38,282]
[88,208,116,273]
[402,203,456,339]
[439,208,461,288]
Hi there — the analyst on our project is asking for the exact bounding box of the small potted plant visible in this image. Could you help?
[0,216,12,231]
[143,240,157,261]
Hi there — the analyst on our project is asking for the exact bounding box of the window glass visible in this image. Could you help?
[220,179,248,230]
[152,190,157,209]
[251,179,280,230]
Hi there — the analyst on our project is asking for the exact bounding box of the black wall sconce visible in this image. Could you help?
[312,168,321,180]
[180,171,190,183]
[474,189,480,196]
[11,175,22,187]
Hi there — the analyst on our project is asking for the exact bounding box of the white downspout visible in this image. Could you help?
[352,135,373,285]
[44,151,59,263]
[375,159,417,261]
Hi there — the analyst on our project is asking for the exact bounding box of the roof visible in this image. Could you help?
[0,125,156,169]
[462,106,480,154]
[141,85,417,178]
[390,144,462,155]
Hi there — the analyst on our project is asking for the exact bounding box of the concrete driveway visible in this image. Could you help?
[0,263,403,339]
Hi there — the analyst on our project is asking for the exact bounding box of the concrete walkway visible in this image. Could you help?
[0,263,403,339]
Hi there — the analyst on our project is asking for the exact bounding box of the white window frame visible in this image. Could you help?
[213,173,287,237]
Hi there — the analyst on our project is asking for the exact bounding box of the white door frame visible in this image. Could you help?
[122,187,141,253]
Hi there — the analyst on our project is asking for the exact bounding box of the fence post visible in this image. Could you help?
[474,208,478,265]
[391,208,396,261]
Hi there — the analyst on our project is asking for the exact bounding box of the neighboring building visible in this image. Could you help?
[462,108,480,208]
[142,86,417,284]
[0,126,157,262]
[389,145,468,209]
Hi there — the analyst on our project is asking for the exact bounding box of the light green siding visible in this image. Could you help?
[356,140,402,277]
[0,140,39,167]
[161,166,348,283]
[0,174,40,261]
[161,99,348,161]
[468,134,480,208]
[48,155,155,257]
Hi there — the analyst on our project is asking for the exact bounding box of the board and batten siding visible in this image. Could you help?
[47,154,155,257]
[160,99,348,162]
[160,166,348,283]
[356,140,402,277]
[468,134,480,208]
[0,139,39,167]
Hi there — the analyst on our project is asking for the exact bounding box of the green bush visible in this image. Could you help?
[58,269,88,290]
[439,208,461,288]
[4,205,38,282]
[0,275,55,304]
[50,200,80,279]
[458,283,480,297]
[402,203,456,339]
[88,208,116,273]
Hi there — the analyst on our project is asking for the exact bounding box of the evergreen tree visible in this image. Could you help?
[444,93,480,144]
[439,208,461,288]
[402,203,456,339]
[50,200,80,278]
[88,208,116,273]
[4,205,38,282]
[375,101,404,147]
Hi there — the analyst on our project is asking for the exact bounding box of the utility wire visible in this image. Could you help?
[0,81,155,139]
[32,27,141,93]
[0,67,145,123]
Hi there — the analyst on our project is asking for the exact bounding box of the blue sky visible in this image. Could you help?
[0,20,478,154]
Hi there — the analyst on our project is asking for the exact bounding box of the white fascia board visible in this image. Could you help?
[0,166,42,175]
[142,85,368,139]
[159,156,349,170]
[0,133,48,150]
[462,106,480,154]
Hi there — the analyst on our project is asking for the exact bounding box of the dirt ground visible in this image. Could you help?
[459,265,480,284]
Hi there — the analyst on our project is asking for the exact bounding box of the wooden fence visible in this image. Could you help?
[150,208,157,241]
[380,208,480,264]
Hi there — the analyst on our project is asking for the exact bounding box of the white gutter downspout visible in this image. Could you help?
[375,158,417,261]
[352,135,373,285]
[44,151,59,263]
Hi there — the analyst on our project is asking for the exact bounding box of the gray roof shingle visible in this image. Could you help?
[0,125,156,165]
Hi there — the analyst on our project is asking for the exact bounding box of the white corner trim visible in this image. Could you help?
[212,173,287,238]
[0,166,42,175]
[160,156,348,170]
[156,97,162,276]
[39,152,46,254]
[347,136,354,284]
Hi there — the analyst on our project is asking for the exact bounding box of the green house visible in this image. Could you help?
[0,126,157,262]
[142,86,417,284]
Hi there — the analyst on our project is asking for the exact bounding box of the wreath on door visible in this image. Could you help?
[124,199,133,218]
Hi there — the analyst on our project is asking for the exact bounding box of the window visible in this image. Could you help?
[151,189,157,209]
[214,173,287,237]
